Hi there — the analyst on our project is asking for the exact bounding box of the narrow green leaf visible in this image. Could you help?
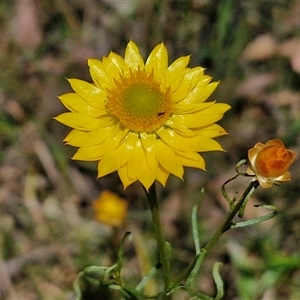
[231,205,277,229]
[212,262,224,300]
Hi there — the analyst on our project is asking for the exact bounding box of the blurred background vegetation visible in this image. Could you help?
[0,0,300,299]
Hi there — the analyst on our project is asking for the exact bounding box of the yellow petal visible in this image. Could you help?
[174,150,206,170]
[156,164,170,187]
[108,51,125,71]
[256,175,273,188]
[110,123,129,141]
[184,67,208,91]
[103,124,129,154]
[173,134,224,152]
[248,149,259,167]
[55,112,113,130]
[72,124,127,160]
[180,81,218,106]
[140,132,156,151]
[265,139,284,147]
[124,40,144,70]
[72,140,114,161]
[164,120,198,137]
[166,55,190,74]
[59,93,106,117]
[171,67,207,103]
[185,66,205,80]
[156,140,183,179]
[88,59,112,89]
[253,142,264,149]
[171,103,230,128]
[145,149,158,172]
[120,132,138,166]
[140,133,157,171]
[102,56,122,83]
[141,133,157,170]
[68,79,107,106]
[118,165,136,189]
[246,167,255,176]
[165,56,190,91]
[145,43,168,78]
[138,161,156,191]
[73,145,106,161]
[62,112,115,130]
[275,171,291,182]
[158,127,224,152]
[172,101,215,115]
[127,139,145,180]
[198,124,228,138]
[64,127,114,147]
[170,77,193,103]
[157,127,178,149]
[97,146,123,177]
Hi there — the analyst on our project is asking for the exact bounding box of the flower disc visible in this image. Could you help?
[107,69,172,132]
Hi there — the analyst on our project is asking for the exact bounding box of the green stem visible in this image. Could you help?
[146,183,171,294]
[169,179,260,292]
[194,180,260,275]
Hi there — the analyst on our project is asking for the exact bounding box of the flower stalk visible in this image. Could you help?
[146,183,171,296]
[202,179,259,256]
[169,179,260,293]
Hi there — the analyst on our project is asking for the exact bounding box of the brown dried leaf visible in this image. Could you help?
[290,43,300,74]
[275,89,300,106]
[11,0,42,49]
[235,73,277,98]
[276,38,300,58]
[241,34,276,61]
[275,38,300,74]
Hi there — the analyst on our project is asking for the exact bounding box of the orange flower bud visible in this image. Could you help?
[93,190,128,227]
[247,139,296,188]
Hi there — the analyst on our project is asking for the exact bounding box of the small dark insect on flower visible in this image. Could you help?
[158,112,165,116]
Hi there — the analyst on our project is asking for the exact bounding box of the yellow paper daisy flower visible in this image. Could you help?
[55,41,230,190]
[93,190,128,227]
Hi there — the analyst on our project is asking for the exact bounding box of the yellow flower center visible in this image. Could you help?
[106,69,172,132]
